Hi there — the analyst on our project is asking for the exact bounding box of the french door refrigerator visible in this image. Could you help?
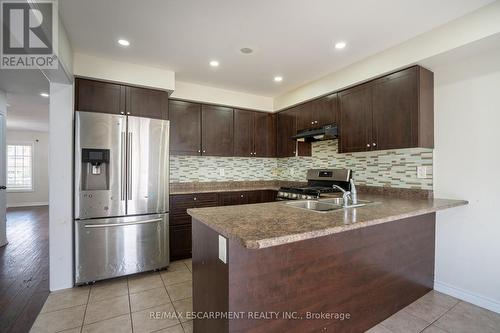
[74,111,169,284]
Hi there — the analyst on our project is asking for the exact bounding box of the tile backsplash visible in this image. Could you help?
[170,140,433,190]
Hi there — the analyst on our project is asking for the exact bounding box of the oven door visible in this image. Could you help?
[75,213,169,284]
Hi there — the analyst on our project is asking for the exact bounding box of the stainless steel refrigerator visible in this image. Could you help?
[74,111,169,284]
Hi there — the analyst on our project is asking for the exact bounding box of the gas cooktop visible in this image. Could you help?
[277,169,352,200]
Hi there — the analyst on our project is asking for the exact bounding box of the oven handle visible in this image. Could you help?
[84,218,162,228]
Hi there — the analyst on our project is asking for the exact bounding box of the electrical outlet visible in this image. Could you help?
[417,166,427,179]
[219,168,225,177]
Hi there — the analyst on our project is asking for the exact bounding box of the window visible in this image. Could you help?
[7,144,33,191]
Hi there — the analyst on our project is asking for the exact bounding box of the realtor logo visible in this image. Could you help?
[1,0,58,69]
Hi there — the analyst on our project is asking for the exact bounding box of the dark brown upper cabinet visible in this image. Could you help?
[339,66,433,153]
[277,108,297,157]
[201,105,234,156]
[372,66,433,150]
[233,109,255,157]
[254,112,277,158]
[125,86,168,119]
[277,107,312,157]
[75,78,169,120]
[313,93,338,127]
[169,100,202,156]
[75,78,125,115]
[234,110,277,158]
[339,82,373,153]
[295,94,338,131]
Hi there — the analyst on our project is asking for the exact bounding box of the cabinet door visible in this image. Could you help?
[169,100,202,155]
[218,192,242,206]
[261,190,278,202]
[194,193,219,208]
[295,103,313,131]
[202,105,234,156]
[276,109,297,157]
[75,78,125,115]
[233,109,255,157]
[243,191,261,204]
[170,194,196,226]
[254,112,277,157]
[372,67,418,150]
[339,83,373,153]
[126,86,168,119]
[170,224,192,260]
[312,93,338,127]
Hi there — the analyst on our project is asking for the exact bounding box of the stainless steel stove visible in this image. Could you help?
[277,169,352,200]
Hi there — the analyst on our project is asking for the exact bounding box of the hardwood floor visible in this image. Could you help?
[0,206,49,333]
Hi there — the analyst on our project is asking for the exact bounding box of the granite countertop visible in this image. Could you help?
[169,180,305,195]
[187,194,467,249]
[170,186,281,195]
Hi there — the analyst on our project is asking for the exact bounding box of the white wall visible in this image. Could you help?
[49,82,74,291]
[6,130,49,207]
[171,81,274,112]
[73,53,175,92]
[433,47,500,313]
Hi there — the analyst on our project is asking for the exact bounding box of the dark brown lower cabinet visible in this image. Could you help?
[169,224,192,260]
[192,213,436,332]
[169,190,277,261]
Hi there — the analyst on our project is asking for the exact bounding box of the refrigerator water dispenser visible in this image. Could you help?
[81,148,110,190]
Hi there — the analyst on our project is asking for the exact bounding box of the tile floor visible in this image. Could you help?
[31,258,500,333]
[367,290,500,333]
[30,259,193,333]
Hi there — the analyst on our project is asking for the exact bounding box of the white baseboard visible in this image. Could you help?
[6,201,49,208]
[434,280,500,314]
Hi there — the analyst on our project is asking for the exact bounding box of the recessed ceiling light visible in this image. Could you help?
[118,39,130,47]
[274,76,283,82]
[209,60,219,67]
[240,47,253,54]
[40,92,49,98]
[335,41,346,49]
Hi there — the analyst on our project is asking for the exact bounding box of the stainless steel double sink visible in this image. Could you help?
[285,198,372,213]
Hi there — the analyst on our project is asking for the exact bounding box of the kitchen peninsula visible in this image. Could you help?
[188,194,467,332]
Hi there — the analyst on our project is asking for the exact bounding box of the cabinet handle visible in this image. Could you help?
[315,120,318,124]
[311,121,314,124]
[120,111,124,115]
[197,150,201,153]
[372,142,377,147]
[203,150,206,153]
[240,194,244,198]
[254,152,256,156]
[127,112,131,115]
[366,144,371,148]
[193,197,197,201]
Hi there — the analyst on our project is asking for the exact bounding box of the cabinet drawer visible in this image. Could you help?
[170,193,219,217]
[170,194,197,217]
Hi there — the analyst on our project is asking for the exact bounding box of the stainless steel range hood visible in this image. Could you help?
[291,124,338,142]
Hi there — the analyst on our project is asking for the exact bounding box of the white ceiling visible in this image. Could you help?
[59,0,493,96]
[0,69,49,132]
[6,93,50,132]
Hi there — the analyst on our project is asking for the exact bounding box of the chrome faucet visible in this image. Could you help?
[350,179,358,204]
[331,184,352,207]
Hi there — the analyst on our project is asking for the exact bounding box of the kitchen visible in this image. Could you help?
[1,1,500,333]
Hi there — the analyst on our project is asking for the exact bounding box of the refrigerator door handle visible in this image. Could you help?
[127,132,132,200]
[84,218,162,228]
[121,132,126,201]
